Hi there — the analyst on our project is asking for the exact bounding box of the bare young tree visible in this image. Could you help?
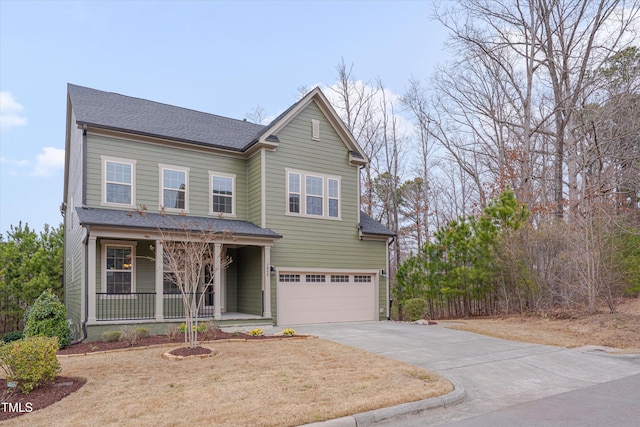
[244,105,268,124]
[136,209,232,348]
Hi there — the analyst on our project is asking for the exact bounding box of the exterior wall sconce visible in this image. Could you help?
[270,265,276,275]
[380,269,386,277]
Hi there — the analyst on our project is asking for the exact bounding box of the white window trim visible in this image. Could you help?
[327,177,341,219]
[209,171,236,217]
[285,168,341,220]
[101,240,137,296]
[305,174,324,216]
[159,164,190,213]
[162,248,184,297]
[101,155,136,207]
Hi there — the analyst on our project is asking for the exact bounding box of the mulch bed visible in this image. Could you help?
[169,346,213,357]
[0,376,86,421]
[57,330,289,356]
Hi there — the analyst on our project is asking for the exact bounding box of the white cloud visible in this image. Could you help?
[31,147,65,177]
[0,156,29,167]
[0,91,28,132]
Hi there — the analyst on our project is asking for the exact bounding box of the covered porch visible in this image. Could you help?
[77,208,281,328]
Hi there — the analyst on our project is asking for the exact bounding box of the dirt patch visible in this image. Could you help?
[168,346,212,357]
[441,298,640,352]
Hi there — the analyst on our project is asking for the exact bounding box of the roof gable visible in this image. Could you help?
[256,87,368,164]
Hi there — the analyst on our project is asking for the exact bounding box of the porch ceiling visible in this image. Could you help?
[76,207,282,240]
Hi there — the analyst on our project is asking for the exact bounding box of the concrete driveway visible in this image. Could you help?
[294,321,640,426]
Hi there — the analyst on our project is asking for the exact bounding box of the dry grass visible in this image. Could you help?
[442,298,640,352]
[4,338,452,427]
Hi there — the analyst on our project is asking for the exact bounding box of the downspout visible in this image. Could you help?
[387,237,394,320]
[71,123,89,343]
[79,225,91,343]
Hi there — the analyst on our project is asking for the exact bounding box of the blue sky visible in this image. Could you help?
[0,0,449,235]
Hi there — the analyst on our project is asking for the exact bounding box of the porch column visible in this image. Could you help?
[154,240,164,321]
[214,243,222,320]
[87,235,97,323]
[263,246,272,318]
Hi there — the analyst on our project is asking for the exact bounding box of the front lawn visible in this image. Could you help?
[4,339,452,426]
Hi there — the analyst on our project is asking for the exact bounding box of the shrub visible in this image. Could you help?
[166,325,180,340]
[178,322,207,334]
[119,326,151,346]
[403,298,426,322]
[201,321,219,340]
[119,326,137,347]
[23,289,71,349]
[2,331,24,343]
[249,328,264,337]
[134,327,150,340]
[0,336,61,394]
[101,331,121,342]
[282,328,296,337]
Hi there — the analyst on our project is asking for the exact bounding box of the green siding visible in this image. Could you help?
[73,96,389,328]
[264,101,390,322]
[225,249,238,312]
[236,246,262,315]
[265,102,385,271]
[64,110,85,338]
[85,135,248,219]
[247,151,262,226]
[63,213,83,337]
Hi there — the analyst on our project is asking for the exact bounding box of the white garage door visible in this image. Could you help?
[278,272,377,325]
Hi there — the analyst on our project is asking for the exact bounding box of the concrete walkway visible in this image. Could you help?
[294,321,640,426]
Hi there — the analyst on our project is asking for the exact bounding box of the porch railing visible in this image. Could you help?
[96,293,155,321]
[95,292,216,321]
[163,292,215,319]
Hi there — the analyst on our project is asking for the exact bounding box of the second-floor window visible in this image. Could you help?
[210,172,235,216]
[287,169,341,219]
[103,156,135,206]
[160,165,189,211]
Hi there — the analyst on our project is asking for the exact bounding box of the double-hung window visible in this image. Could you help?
[288,172,301,214]
[286,169,341,219]
[103,156,135,206]
[160,165,189,212]
[210,172,235,216]
[328,178,340,218]
[163,250,183,295]
[306,175,324,216]
[103,242,136,294]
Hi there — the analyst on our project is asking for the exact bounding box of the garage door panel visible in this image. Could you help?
[278,274,376,325]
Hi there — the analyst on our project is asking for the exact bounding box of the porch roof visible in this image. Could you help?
[359,211,395,237]
[75,207,282,239]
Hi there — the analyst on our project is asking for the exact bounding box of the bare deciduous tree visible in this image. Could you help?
[136,209,232,348]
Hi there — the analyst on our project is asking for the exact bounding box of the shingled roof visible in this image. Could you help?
[359,211,396,237]
[75,207,282,239]
[68,84,268,151]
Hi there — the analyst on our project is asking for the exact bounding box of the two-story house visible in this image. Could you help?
[63,84,394,341]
